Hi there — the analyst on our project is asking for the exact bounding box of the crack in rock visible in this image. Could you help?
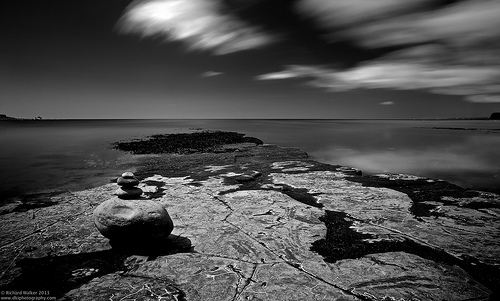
[311,210,498,296]
[224,220,368,300]
[225,263,258,301]
[193,251,278,265]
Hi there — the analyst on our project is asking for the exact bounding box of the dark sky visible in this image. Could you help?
[2,0,499,119]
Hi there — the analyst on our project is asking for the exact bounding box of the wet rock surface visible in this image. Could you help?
[0,140,498,300]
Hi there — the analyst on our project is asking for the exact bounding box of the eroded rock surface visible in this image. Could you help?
[93,198,174,245]
[0,143,498,300]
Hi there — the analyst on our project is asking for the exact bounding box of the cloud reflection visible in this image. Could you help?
[311,135,500,191]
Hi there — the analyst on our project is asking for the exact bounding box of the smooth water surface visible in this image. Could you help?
[1,119,499,202]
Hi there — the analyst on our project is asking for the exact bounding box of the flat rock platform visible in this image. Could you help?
[1,143,499,300]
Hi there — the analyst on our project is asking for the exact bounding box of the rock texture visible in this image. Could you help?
[116,177,140,187]
[0,143,498,300]
[93,198,174,245]
[113,187,143,199]
[121,171,135,178]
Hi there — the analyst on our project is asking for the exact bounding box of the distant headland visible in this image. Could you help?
[2,113,500,121]
[0,114,43,121]
[0,114,63,121]
[0,114,20,121]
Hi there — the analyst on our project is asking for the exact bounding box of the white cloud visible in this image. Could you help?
[200,71,224,77]
[296,0,434,28]
[256,61,500,102]
[340,62,500,90]
[119,0,500,102]
[118,0,275,55]
[256,71,299,80]
[297,0,500,48]
[380,101,394,105]
[284,0,500,101]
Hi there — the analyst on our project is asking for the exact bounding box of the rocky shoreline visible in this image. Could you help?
[0,132,499,300]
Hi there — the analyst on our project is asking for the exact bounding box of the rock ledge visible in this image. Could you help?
[0,142,498,300]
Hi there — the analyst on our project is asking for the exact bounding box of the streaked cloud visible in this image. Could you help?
[296,0,435,29]
[119,0,500,102]
[118,0,275,55]
[256,61,500,103]
[200,71,224,78]
[256,71,298,80]
[257,0,500,103]
[297,0,500,48]
[380,101,394,106]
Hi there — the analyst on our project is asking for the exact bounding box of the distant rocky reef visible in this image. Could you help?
[112,131,263,155]
[0,114,44,121]
[0,114,19,121]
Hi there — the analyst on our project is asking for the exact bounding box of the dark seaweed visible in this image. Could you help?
[0,250,127,298]
[1,235,192,298]
[311,210,500,297]
[112,131,263,155]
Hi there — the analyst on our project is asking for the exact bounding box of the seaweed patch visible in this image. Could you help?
[112,131,262,155]
[311,210,500,295]
[0,250,127,299]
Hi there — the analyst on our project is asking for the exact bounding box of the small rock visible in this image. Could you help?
[71,268,99,278]
[121,171,135,179]
[94,198,174,244]
[232,171,262,183]
[114,187,143,199]
[251,171,262,178]
[234,175,255,183]
[117,177,140,187]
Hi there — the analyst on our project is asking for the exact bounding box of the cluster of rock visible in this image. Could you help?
[93,172,174,248]
[113,172,142,199]
[1,142,498,300]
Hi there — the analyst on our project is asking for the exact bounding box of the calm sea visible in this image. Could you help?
[1,119,499,202]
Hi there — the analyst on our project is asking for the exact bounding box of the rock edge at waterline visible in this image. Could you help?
[0,140,498,300]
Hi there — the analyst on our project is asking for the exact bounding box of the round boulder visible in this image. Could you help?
[94,198,174,244]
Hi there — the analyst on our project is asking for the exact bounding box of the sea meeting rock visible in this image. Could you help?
[0,140,498,300]
[93,197,174,243]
